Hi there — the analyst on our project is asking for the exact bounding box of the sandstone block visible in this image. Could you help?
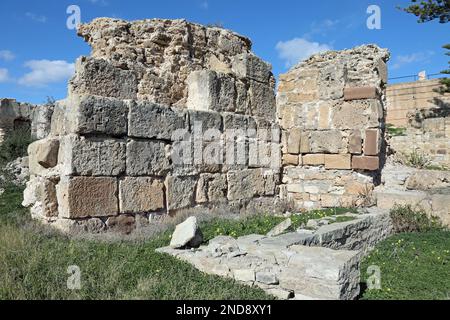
[352,156,379,171]
[344,87,378,101]
[319,64,346,100]
[23,177,58,218]
[287,128,301,154]
[57,176,118,219]
[166,176,197,211]
[331,100,381,130]
[59,135,126,176]
[364,129,380,156]
[300,131,311,153]
[28,138,59,175]
[196,173,228,204]
[283,154,299,166]
[310,131,345,154]
[128,101,187,140]
[234,269,255,282]
[186,70,236,113]
[170,216,203,248]
[348,130,362,154]
[325,154,351,170]
[302,154,325,166]
[249,80,276,120]
[126,140,171,176]
[188,110,223,136]
[227,169,265,201]
[69,57,137,100]
[231,52,272,83]
[119,177,165,213]
[66,95,128,137]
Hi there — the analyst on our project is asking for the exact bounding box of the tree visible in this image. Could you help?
[401,0,450,23]
[401,0,450,92]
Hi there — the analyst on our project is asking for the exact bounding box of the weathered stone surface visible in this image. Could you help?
[186,70,236,113]
[59,135,126,176]
[227,169,260,200]
[196,173,227,204]
[69,57,138,100]
[28,138,59,175]
[170,216,203,248]
[166,176,197,211]
[248,80,276,120]
[234,269,256,282]
[344,87,378,101]
[287,128,301,154]
[128,101,187,140]
[325,155,351,170]
[232,52,272,83]
[283,154,299,166]
[302,154,325,166]
[310,131,345,154]
[375,189,428,210]
[188,110,223,135]
[352,156,379,171]
[57,176,118,218]
[405,170,450,191]
[348,130,362,154]
[106,215,136,235]
[256,272,279,285]
[331,100,381,130]
[23,177,58,219]
[267,218,292,237]
[126,140,171,176]
[65,95,129,136]
[119,177,165,213]
[364,129,380,156]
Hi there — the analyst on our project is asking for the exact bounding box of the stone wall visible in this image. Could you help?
[0,98,54,143]
[277,45,390,210]
[23,18,282,234]
[386,79,450,127]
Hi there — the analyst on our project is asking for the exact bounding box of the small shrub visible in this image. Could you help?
[395,149,430,169]
[390,205,443,233]
[0,127,34,166]
[386,124,407,137]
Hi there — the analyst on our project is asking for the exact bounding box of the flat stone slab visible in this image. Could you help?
[157,208,392,300]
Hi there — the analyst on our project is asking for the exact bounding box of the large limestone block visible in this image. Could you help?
[119,177,165,213]
[69,57,138,100]
[28,138,59,175]
[431,194,450,226]
[331,100,381,130]
[344,86,378,101]
[65,95,128,137]
[57,176,119,218]
[319,64,346,100]
[228,169,265,201]
[196,173,228,203]
[309,131,345,154]
[375,189,428,210]
[170,216,203,248]
[248,80,276,120]
[59,135,126,176]
[279,245,360,300]
[186,70,236,113]
[231,52,272,83]
[23,176,58,219]
[188,110,223,137]
[166,176,197,211]
[128,101,187,140]
[126,140,171,176]
[325,154,352,170]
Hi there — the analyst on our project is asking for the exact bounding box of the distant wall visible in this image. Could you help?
[386,79,450,127]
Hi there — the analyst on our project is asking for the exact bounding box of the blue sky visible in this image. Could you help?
[0,0,448,104]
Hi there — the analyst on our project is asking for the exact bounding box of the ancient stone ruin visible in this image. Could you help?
[23,18,282,233]
[0,98,54,143]
[17,16,450,300]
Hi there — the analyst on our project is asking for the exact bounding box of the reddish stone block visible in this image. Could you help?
[344,87,378,101]
[352,156,379,171]
[364,129,380,156]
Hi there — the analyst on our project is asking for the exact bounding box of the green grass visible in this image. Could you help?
[386,124,407,137]
[360,231,450,300]
[0,186,272,300]
[201,207,358,240]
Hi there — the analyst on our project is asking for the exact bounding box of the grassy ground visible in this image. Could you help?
[360,231,450,300]
[0,185,274,300]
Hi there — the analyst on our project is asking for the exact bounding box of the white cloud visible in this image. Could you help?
[0,50,15,61]
[18,60,75,87]
[304,19,340,39]
[391,51,435,70]
[0,68,10,83]
[276,38,332,68]
[25,12,47,23]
